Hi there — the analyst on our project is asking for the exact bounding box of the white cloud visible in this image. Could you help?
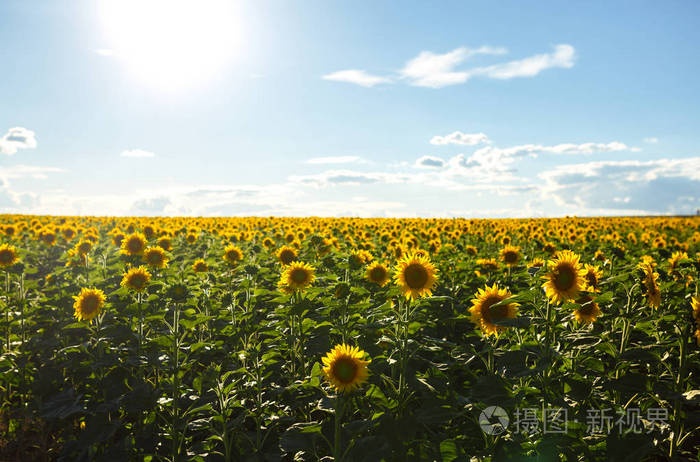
[399,44,575,88]
[465,141,637,168]
[0,127,37,155]
[415,156,446,168]
[539,157,700,214]
[430,131,490,146]
[399,47,472,88]
[470,44,575,80]
[306,156,366,164]
[322,70,391,87]
[643,137,659,144]
[0,165,65,211]
[325,44,575,89]
[121,149,155,158]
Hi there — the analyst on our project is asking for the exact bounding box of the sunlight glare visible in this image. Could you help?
[98,0,240,91]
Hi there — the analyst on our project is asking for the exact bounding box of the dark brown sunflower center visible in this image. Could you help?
[585,273,597,288]
[280,250,295,264]
[129,274,147,288]
[0,250,13,264]
[503,251,518,263]
[404,263,428,289]
[370,267,386,281]
[128,239,143,253]
[577,298,597,315]
[553,265,576,291]
[147,253,162,264]
[482,295,507,321]
[81,294,100,314]
[290,268,308,284]
[332,358,357,384]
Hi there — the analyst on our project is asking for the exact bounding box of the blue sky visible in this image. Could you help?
[1,0,699,217]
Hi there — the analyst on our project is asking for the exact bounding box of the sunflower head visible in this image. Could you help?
[278,261,315,294]
[112,232,125,247]
[75,239,93,256]
[276,246,298,266]
[121,232,147,256]
[692,296,700,322]
[542,250,586,305]
[469,284,519,337]
[583,264,603,292]
[321,344,370,393]
[641,267,661,309]
[167,283,189,301]
[40,230,57,246]
[500,245,521,267]
[573,294,601,324]
[143,247,169,269]
[393,252,438,300]
[192,259,209,273]
[465,245,478,257]
[157,237,172,251]
[0,244,20,268]
[121,266,152,292]
[365,262,390,287]
[223,245,244,265]
[73,288,106,323]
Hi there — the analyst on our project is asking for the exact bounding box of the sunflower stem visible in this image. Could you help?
[333,393,346,461]
[669,322,688,458]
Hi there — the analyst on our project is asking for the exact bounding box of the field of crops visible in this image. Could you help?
[0,214,698,461]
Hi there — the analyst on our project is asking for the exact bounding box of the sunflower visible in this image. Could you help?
[528,257,545,270]
[0,244,19,268]
[668,251,689,281]
[167,283,189,301]
[394,252,438,300]
[350,250,373,268]
[500,245,521,267]
[120,266,151,292]
[192,259,209,273]
[573,294,601,324]
[72,288,106,323]
[583,264,603,292]
[321,344,370,393]
[640,263,661,309]
[469,284,519,337]
[112,232,125,247]
[476,258,499,273]
[278,261,315,294]
[121,232,147,256]
[223,245,244,265]
[276,246,298,266]
[157,237,172,251]
[692,296,700,324]
[542,250,587,305]
[365,262,390,287]
[465,245,478,257]
[143,247,169,269]
[74,239,92,256]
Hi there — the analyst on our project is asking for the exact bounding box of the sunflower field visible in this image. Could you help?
[0,214,699,461]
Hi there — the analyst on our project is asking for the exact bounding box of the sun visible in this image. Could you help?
[97,0,241,91]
